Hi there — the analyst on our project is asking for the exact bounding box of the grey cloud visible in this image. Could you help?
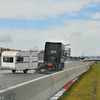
[70,32,83,37]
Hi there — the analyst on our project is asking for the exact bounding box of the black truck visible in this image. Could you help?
[37,42,66,71]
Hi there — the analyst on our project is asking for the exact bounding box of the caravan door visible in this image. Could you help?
[29,53,32,69]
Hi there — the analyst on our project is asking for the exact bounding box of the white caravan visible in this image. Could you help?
[1,51,38,73]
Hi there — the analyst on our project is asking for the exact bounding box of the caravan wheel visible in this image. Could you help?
[23,69,28,73]
[12,70,16,73]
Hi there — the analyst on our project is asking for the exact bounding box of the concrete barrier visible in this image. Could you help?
[51,71,69,94]
[67,68,76,81]
[75,66,82,76]
[0,75,52,100]
[0,63,90,100]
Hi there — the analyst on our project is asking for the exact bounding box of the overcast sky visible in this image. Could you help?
[0,0,100,56]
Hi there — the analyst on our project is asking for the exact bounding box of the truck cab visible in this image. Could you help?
[37,42,65,71]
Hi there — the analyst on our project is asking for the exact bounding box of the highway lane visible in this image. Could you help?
[0,61,90,90]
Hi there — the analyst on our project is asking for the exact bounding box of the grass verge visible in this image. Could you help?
[58,63,100,100]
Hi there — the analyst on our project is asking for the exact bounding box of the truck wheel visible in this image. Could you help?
[23,69,28,73]
[12,70,16,73]
[53,63,57,71]
[56,64,58,70]
[62,63,64,68]
[51,63,56,71]
[59,63,63,71]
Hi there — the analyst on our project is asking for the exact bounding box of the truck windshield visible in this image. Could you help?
[3,57,13,63]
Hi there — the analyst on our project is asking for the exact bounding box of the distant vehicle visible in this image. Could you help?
[1,51,38,73]
[36,42,66,71]
[83,58,100,62]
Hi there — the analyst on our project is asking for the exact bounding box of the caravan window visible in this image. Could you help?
[16,57,23,62]
[3,57,13,63]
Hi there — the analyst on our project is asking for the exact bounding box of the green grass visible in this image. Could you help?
[58,63,100,100]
